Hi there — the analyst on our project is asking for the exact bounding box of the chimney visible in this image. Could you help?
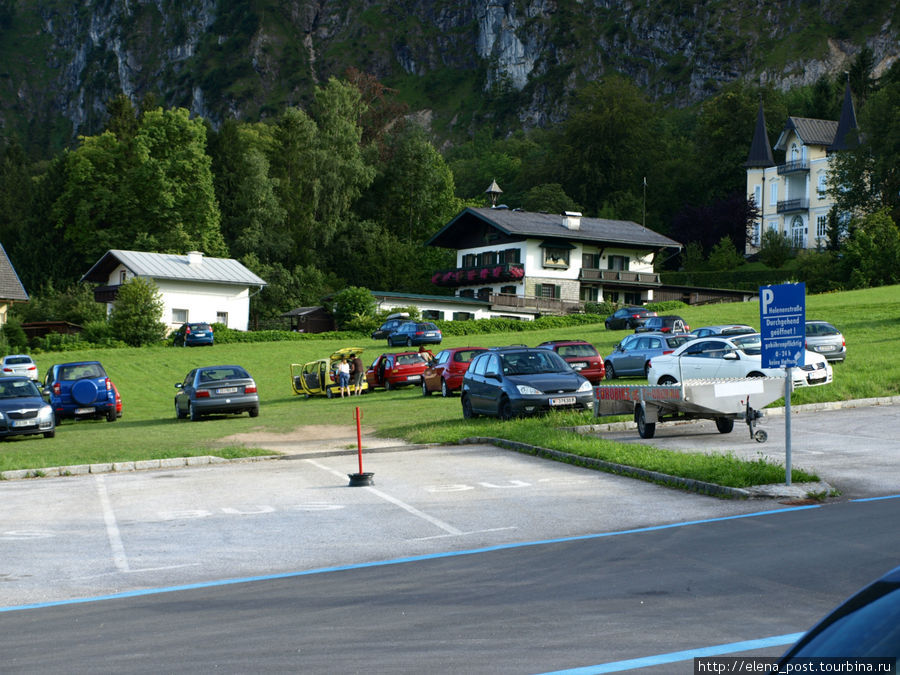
[563,211,582,230]
[187,251,204,266]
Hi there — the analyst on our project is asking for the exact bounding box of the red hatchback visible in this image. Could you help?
[537,340,606,384]
[421,347,488,397]
[366,351,432,391]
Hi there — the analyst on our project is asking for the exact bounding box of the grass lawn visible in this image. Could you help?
[3,284,897,489]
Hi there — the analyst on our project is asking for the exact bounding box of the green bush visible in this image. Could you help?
[206,326,368,344]
[644,300,689,313]
[436,313,607,337]
[583,301,617,316]
[2,318,28,351]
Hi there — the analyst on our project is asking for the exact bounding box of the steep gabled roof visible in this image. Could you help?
[774,117,839,151]
[81,250,267,287]
[0,243,28,302]
[745,102,775,168]
[426,207,682,250]
[829,80,859,151]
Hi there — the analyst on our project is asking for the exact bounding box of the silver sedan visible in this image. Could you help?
[175,365,260,421]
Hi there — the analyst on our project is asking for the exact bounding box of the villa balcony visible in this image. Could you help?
[92,284,121,302]
[431,262,525,288]
[578,268,661,286]
[777,160,809,175]
[776,198,810,214]
[490,293,583,315]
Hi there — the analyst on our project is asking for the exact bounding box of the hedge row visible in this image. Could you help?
[660,270,796,290]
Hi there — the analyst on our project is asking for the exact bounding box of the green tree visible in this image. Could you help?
[521,183,581,214]
[329,286,376,330]
[840,208,900,288]
[757,228,793,268]
[108,277,167,346]
[707,236,744,271]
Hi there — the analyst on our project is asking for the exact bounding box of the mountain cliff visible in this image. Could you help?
[1,0,897,156]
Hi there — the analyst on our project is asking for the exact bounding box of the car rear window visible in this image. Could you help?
[60,363,106,380]
[418,323,438,330]
[396,354,426,365]
[199,366,249,382]
[4,356,32,365]
[453,349,484,363]
[558,343,598,358]
[190,323,211,331]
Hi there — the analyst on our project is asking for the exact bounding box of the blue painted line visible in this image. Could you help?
[850,493,900,502]
[0,503,822,614]
[535,632,805,674]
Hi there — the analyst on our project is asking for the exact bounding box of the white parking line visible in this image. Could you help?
[305,458,464,535]
[95,474,129,573]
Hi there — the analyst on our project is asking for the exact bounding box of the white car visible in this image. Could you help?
[0,354,39,381]
[647,334,832,389]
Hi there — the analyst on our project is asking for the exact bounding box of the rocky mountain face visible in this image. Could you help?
[2,0,897,155]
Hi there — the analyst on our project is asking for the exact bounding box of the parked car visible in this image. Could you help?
[603,332,695,379]
[43,361,118,424]
[536,340,605,383]
[174,365,259,421]
[689,324,756,338]
[172,322,214,347]
[805,320,846,362]
[0,376,55,439]
[646,334,832,389]
[421,347,488,397]
[460,347,593,419]
[635,315,690,334]
[779,564,900,663]
[370,314,411,340]
[387,321,443,347]
[604,306,657,330]
[112,381,123,418]
[366,351,432,391]
[0,354,39,381]
[290,347,369,398]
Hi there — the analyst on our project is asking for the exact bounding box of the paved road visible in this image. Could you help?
[1,403,898,673]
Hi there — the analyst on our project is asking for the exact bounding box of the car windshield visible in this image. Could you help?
[501,350,569,375]
[0,380,40,398]
[60,363,105,380]
[731,335,762,355]
[198,366,249,382]
[557,344,598,358]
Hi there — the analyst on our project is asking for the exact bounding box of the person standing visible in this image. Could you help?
[351,353,365,396]
[338,356,351,397]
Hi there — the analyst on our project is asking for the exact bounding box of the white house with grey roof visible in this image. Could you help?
[425,206,682,315]
[81,250,266,331]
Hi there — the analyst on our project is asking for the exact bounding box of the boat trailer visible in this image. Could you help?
[593,377,786,442]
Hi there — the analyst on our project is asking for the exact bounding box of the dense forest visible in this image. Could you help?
[1,52,898,329]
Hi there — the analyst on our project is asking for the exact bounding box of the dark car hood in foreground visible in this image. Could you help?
[506,372,586,392]
[0,395,47,411]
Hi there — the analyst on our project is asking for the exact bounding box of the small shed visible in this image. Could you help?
[280,306,335,333]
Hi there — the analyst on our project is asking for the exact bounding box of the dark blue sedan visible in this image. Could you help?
[0,376,55,439]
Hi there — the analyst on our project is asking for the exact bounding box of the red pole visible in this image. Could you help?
[355,406,363,474]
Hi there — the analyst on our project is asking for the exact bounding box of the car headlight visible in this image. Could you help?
[577,380,593,393]
[516,384,543,395]
[0,411,4,420]
[39,405,53,421]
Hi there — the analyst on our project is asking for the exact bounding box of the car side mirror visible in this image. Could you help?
[486,371,501,380]
[175,383,183,389]
[723,352,738,360]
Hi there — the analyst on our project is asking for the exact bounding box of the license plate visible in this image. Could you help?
[817,345,835,352]
[406,375,421,381]
[194,332,206,337]
[808,372,826,381]
[572,362,587,370]
[217,387,238,394]
[11,420,35,427]
[549,397,577,406]
[75,407,96,415]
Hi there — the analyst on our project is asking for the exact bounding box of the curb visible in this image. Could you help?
[459,436,833,500]
[0,454,282,482]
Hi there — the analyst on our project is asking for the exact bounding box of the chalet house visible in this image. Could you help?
[0,243,28,326]
[425,206,682,317]
[745,82,858,253]
[82,250,266,331]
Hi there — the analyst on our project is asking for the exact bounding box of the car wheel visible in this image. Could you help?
[715,417,734,434]
[326,387,333,399]
[53,413,62,426]
[406,337,412,347]
[422,380,431,396]
[441,379,450,398]
[461,395,476,419]
[643,362,651,378]
[385,379,393,391]
[636,406,656,439]
[249,407,259,418]
[604,362,615,380]
[43,430,55,439]
[189,402,201,422]
[747,371,765,378]
[175,401,187,419]
[498,397,513,421]
[658,375,678,385]
[106,407,117,422]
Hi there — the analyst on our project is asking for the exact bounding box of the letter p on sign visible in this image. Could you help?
[761,288,774,315]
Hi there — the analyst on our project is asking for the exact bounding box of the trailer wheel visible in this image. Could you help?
[715,417,734,434]
[754,430,768,443]
[636,407,656,439]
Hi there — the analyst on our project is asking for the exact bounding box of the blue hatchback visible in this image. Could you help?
[173,322,214,347]
[43,361,117,424]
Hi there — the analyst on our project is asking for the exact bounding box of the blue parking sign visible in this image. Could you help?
[759,283,806,368]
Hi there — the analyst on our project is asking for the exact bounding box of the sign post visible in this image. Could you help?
[759,283,806,485]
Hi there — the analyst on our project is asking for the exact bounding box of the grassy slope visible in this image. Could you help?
[3,285,897,485]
